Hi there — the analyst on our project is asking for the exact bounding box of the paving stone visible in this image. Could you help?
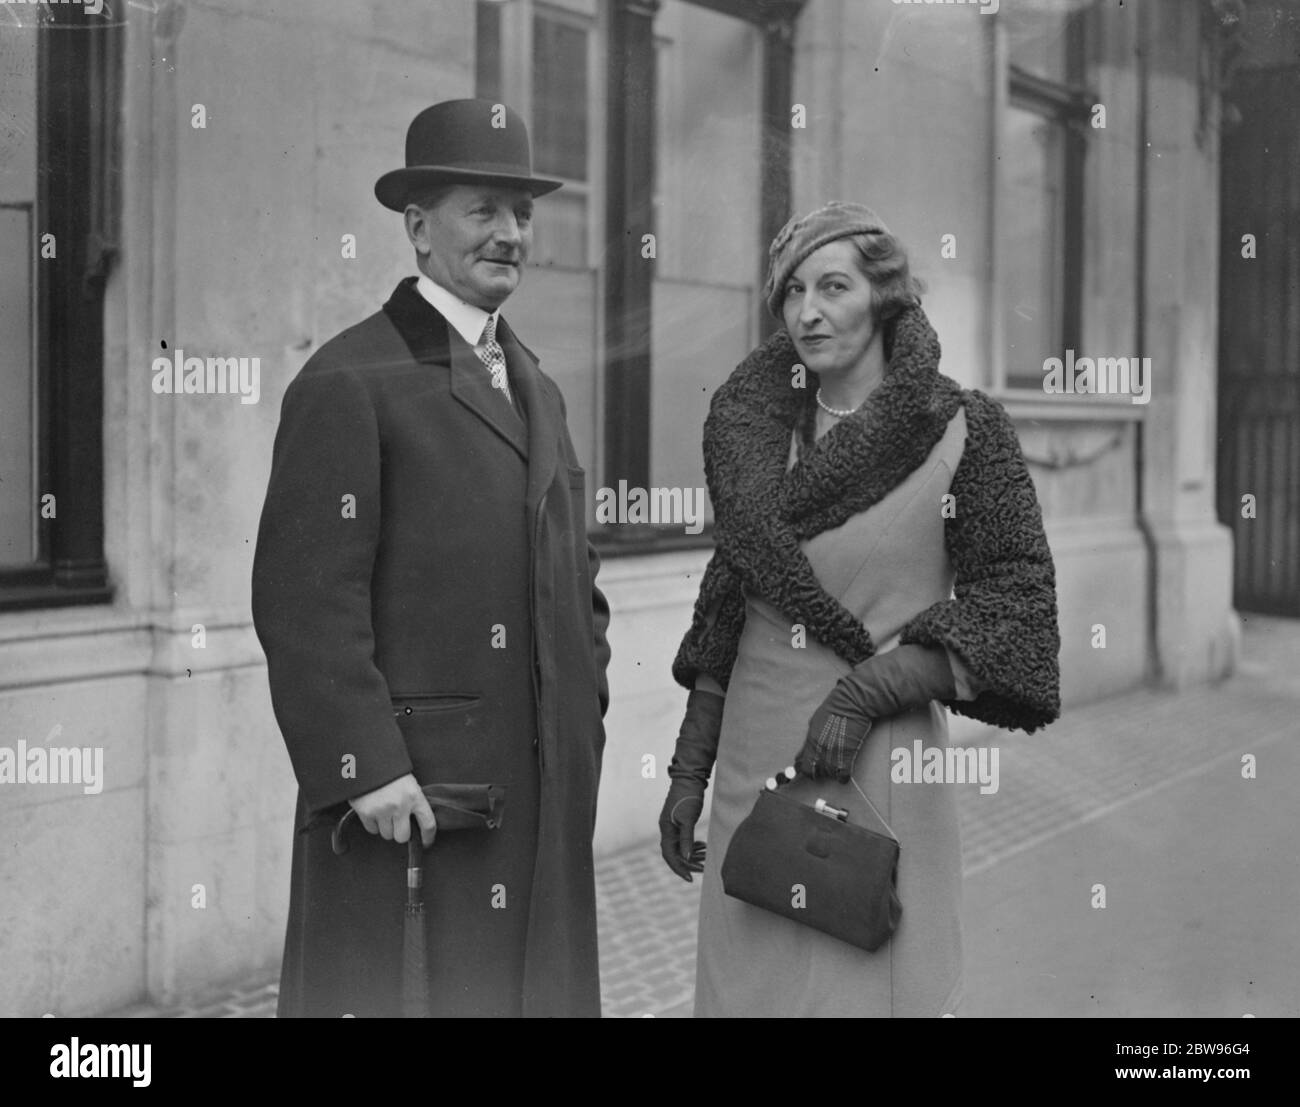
[96,616,1300,1019]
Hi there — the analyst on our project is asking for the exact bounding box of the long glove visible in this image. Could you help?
[795,644,957,783]
[658,689,725,882]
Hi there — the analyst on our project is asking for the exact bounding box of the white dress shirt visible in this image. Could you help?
[415,274,498,349]
[415,274,515,405]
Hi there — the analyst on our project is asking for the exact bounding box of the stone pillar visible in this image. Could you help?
[1137,0,1240,686]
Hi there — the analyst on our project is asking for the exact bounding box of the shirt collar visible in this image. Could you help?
[415,273,498,347]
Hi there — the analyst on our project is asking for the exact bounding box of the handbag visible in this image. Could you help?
[720,769,901,952]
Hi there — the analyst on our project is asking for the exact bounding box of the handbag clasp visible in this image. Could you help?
[813,798,849,822]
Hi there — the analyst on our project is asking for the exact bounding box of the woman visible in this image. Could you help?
[659,202,1060,1017]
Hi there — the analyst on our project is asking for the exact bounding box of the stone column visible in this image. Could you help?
[1137,0,1240,686]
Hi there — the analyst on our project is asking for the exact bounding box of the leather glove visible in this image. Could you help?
[658,689,725,882]
[795,644,957,783]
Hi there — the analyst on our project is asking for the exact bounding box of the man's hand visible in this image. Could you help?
[348,773,437,846]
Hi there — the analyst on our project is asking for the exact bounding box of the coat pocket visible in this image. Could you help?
[391,692,481,717]
[565,465,590,540]
[392,694,489,784]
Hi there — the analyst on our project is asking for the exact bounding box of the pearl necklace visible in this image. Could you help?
[815,388,858,418]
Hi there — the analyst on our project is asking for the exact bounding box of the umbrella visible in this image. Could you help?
[403,824,430,1018]
[332,783,506,1019]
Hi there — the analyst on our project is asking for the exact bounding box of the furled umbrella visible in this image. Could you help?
[402,822,431,1018]
[332,783,506,1019]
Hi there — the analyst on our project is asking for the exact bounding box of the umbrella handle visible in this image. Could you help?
[332,787,497,856]
[407,823,423,908]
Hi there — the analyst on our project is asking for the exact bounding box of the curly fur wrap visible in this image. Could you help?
[672,305,1061,733]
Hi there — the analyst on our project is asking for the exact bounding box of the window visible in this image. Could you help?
[476,0,598,270]
[0,3,117,609]
[1,20,39,572]
[533,17,588,182]
[474,0,503,103]
[530,8,591,268]
[999,7,1089,392]
[476,0,803,547]
[649,1,763,523]
[474,0,603,491]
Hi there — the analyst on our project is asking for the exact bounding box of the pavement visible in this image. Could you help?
[110,613,1300,1019]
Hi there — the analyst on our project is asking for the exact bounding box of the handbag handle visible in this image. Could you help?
[763,766,898,842]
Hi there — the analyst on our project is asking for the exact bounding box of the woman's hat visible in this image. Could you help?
[374,99,563,211]
[763,201,890,317]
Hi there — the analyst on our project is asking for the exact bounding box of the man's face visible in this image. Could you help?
[406,184,535,310]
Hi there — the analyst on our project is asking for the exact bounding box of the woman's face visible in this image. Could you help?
[780,240,877,378]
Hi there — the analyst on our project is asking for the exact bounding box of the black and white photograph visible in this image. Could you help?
[0,0,1296,1057]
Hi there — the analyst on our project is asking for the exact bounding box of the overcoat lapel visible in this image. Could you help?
[449,327,529,461]
[498,315,559,514]
[382,276,529,461]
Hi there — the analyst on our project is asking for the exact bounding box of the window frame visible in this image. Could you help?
[530,4,593,185]
[475,0,803,554]
[0,5,119,611]
[1000,67,1089,392]
[596,0,804,557]
[991,12,1095,402]
[476,0,604,272]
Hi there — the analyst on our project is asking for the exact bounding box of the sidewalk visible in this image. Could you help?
[960,612,1300,1017]
[114,613,1300,1018]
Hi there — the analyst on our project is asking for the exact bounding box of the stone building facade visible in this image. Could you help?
[0,0,1277,1014]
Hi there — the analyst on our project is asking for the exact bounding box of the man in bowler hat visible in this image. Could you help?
[252,99,611,1017]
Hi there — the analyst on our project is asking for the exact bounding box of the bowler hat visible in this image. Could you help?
[375,99,562,211]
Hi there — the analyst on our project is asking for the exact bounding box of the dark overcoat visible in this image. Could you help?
[251,277,610,1018]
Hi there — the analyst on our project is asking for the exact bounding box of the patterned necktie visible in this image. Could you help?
[474,314,512,404]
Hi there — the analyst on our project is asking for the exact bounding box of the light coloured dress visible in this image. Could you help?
[695,409,977,1018]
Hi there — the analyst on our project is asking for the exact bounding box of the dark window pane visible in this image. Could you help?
[650,0,763,524]
[653,0,760,286]
[475,0,502,102]
[532,14,588,181]
[1003,101,1067,389]
[1,21,38,568]
[2,7,115,605]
